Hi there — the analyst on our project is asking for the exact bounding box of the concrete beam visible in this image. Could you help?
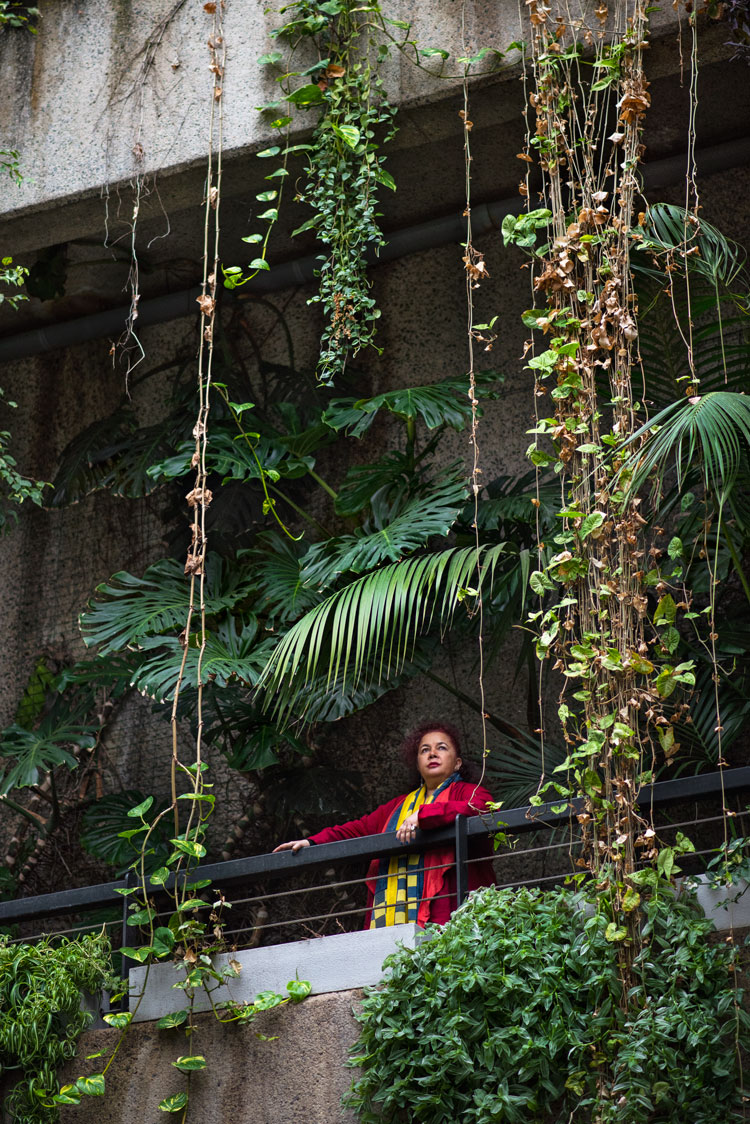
[129,924,426,1023]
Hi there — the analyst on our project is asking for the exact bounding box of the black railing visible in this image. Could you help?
[1,766,749,943]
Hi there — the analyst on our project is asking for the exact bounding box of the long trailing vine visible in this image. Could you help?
[224,1,512,386]
[224,0,397,385]
[503,0,697,952]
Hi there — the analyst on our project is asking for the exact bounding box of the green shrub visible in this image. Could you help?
[347,884,746,1123]
[0,931,115,1123]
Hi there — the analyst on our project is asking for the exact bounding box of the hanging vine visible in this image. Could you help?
[504,0,703,990]
[224,0,397,384]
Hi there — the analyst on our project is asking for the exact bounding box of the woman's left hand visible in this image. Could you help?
[396,813,420,844]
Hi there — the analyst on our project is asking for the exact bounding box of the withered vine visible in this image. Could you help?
[510,0,670,930]
[510,0,748,1035]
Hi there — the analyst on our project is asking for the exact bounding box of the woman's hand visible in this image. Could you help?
[273,839,311,854]
[396,813,420,844]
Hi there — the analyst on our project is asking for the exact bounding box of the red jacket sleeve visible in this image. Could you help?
[417,782,495,829]
[307,796,403,845]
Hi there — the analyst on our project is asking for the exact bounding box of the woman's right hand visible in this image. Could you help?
[272,839,311,854]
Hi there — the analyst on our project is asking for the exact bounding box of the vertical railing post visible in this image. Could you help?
[119,869,135,1012]
[454,814,468,908]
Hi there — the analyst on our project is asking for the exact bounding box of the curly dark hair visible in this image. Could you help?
[400,719,474,782]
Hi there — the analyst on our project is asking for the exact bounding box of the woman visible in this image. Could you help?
[273,720,496,928]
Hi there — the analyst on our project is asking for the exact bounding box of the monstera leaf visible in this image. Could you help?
[0,708,96,794]
[131,618,277,703]
[300,475,469,590]
[80,791,173,874]
[80,554,257,655]
[50,391,194,505]
[323,370,503,437]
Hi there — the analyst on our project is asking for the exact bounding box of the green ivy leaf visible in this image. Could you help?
[157,1009,189,1029]
[332,123,360,148]
[287,83,324,105]
[286,979,312,1002]
[172,1055,207,1072]
[169,838,207,859]
[159,1093,189,1112]
[102,1011,132,1028]
[75,1074,106,1096]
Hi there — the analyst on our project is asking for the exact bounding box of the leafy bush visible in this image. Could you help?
[0,931,116,1123]
[347,884,747,1123]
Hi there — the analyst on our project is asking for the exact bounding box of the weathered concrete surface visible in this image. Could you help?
[56,991,362,1124]
[0,0,717,257]
[0,0,521,221]
[129,924,425,1022]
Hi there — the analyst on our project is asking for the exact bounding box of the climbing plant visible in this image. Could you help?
[225,0,398,384]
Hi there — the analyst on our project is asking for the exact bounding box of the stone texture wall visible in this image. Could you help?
[55,991,362,1124]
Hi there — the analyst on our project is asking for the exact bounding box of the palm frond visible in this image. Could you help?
[258,543,510,725]
[624,391,750,501]
[335,449,415,517]
[639,203,748,292]
[483,730,566,810]
[243,533,324,623]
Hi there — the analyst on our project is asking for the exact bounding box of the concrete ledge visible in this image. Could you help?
[690,874,750,931]
[129,924,425,1023]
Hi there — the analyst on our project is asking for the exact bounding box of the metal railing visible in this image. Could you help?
[1,766,749,952]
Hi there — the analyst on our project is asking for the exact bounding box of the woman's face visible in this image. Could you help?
[416,730,462,790]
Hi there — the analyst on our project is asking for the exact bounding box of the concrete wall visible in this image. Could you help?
[54,991,363,1124]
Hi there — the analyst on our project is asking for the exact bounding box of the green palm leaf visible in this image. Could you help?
[639,203,748,291]
[335,449,416,517]
[244,532,323,623]
[483,730,566,809]
[624,391,750,500]
[323,370,503,437]
[258,543,509,725]
[80,554,256,655]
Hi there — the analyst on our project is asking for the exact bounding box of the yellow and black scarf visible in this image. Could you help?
[369,773,460,928]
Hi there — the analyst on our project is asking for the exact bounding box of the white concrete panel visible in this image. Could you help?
[129,923,425,1023]
[690,874,750,932]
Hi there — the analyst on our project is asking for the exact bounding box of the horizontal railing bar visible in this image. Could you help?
[1,766,748,927]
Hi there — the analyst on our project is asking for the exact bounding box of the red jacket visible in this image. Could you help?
[308,780,497,927]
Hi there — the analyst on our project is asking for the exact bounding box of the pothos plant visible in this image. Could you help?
[224,0,509,385]
[47,791,312,1122]
[224,0,398,385]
